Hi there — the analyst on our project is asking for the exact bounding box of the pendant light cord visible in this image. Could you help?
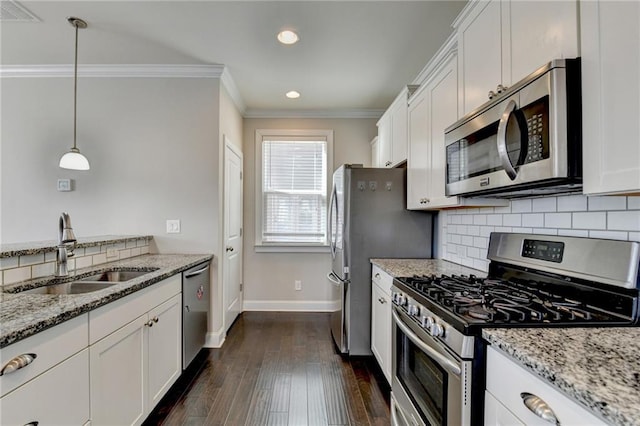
[73,22,78,151]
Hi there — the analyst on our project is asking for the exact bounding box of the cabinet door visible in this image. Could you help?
[507,1,579,85]
[377,114,392,168]
[391,98,408,166]
[370,137,380,167]
[371,282,391,384]
[147,294,182,409]
[485,390,525,426]
[0,349,90,426]
[407,86,430,209]
[90,315,147,426]
[458,0,503,114]
[582,0,640,195]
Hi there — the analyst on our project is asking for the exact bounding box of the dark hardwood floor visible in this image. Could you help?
[144,312,391,426]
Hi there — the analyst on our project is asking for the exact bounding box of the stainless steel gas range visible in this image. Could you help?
[390,232,640,426]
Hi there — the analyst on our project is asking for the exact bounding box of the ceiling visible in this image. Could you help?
[1,1,467,115]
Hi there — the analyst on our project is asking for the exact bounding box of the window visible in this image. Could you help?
[255,129,333,251]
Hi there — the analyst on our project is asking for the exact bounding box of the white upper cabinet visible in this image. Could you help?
[581,0,640,195]
[377,86,418,168]
[455,0,579,115]
[407,36,507,210]
[370,136,380,167]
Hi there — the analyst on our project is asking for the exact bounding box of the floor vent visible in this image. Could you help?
[0,0,40,22]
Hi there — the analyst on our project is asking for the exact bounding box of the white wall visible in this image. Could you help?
[1,76,221,255]
[242,117,377,309]
[439,194,640,272]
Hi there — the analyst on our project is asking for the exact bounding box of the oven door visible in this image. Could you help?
[391,307,472,426]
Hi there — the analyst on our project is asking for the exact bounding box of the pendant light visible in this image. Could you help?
[59,17,90,170]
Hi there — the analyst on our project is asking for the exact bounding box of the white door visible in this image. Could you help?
[223,137,243,332]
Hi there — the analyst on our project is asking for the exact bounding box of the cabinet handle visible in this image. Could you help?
[378,297,386,304]
[146,320,154,327]
[385,161,392,167]
[153,316,159,323]
[24,422,39,426]
[520,392,560,425]
[375,273,381,279]
[488,90,497,100]
[496,84,507,94]
[0,353,37,376]
[226,246,234,252]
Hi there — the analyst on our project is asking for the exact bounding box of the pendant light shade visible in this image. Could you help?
[59,17,90,170]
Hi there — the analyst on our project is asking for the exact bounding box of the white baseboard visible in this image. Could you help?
[242,299,339,312]
[204,328,226,348]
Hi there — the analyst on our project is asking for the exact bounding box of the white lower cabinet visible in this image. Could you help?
[0,348,90,425]
[485,346,605,425]
[371,265,392,384]
[90,290,182,426]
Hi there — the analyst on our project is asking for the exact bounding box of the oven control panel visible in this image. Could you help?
[392,291,446,338]
[522,239,564,263]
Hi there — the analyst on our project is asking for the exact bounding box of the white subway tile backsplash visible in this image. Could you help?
[557,229,589,237]
[75,255,93,269]
[545,213,572,228]
[467,247,481,259]
[495,227,513,233]
[467,226,480,236]
[629,232,640,242]
[44,251,57,262]
[119,249,132,259]
[494,205,512,214]
[450,214,462,224]
[532,197,557,212]
[511,199,532,213]
[92,253,107,265]
[589,230,628,240]
[608,211,640,231]
[511,227,533,234]
[473,259,489,272]
[19,253,44,266]
[588,196,627,211]
[473,236,488,249]
[449,234,462,244]
[130,247,141,257]
[628,197,640,210]
[85,245,101,255]
[557,195,587,212]
[473,215,487,225]
[141,246,150,255]
[126,239,138,249]
[4,266,31,284]
[461,235,473,246]
[522,213,544,228]
[572,212,606,230]
[0,257,19,270]
[503,214,522,227]
[480,226,494,237]
[457,225,468,235]
[533,228,557,235]
[32,262,55,278]
[461,215,473,225]
[487,214,502,226]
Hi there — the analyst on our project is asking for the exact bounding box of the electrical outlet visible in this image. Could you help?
[295,280,302,291]
[166,219,181,234]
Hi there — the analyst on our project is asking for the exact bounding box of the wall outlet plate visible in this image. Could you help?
[57,179,72,192]
[295,280,302,291]
[166,219,181,234]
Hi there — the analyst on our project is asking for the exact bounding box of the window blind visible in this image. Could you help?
[262,138,328,244]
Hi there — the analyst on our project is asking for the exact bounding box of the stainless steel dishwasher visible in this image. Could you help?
[182,260,211,369]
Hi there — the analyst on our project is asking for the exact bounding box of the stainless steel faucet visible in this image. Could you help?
[55,212,77,277]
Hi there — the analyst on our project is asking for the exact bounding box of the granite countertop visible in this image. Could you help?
[484,328,640,426]
[0,253,212,348]
[370,258,487,278]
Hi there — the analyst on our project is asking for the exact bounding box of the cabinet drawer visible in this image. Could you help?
[0,314,88,397]
[371,265,393,296]
[89,274,181,344]
[486,346,604,425]
[0,348,90,425]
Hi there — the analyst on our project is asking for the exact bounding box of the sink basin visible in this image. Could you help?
[79,268,158,283]
[19,281,118,295]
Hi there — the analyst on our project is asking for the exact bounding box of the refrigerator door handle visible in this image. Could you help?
[328,184,338,258]
[327,271,347,287]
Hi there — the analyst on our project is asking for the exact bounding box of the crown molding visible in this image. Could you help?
[220,67,246,116]
[0,64,226,78]
[244,108,384,119]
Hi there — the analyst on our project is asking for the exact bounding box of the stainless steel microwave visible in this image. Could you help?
[445,58,582,198]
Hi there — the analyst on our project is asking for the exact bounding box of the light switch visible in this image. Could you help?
[166,219,181,234]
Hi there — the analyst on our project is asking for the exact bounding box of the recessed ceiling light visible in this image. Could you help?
[286,90,301,99]
[277,30,299,45]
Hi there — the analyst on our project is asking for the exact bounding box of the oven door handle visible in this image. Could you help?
[392,309,462,376]
[497,99,519,181]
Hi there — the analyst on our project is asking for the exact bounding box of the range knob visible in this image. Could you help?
[420,315,430,328]
[407,304,420,317]
[430,322,445,338]
[423,316,435,331]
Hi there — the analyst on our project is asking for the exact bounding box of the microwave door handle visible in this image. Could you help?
[497,99,519,180]
[392,309,462,376]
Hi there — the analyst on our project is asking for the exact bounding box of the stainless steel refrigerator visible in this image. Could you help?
[327,164,433,355]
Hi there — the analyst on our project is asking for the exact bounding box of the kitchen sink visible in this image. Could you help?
[78,268,158,282]
[13,268,159,295]
[18,281,118,295]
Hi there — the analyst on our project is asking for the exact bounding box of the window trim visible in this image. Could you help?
[255,129,334,252]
